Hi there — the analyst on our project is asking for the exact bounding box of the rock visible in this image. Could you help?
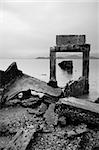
[66,124,87,138]
[5,99,21,106]
[21,97,41,107]
[95,97,99,103]
[17,89,31,100]
[92,146,99,150]
[64,76,86,97]
[27,102,48,116]
[38,102,48,114]
[18,92,23,99]
[31,90,44,98]
[58,61,73,73]
[5,95,41,107]
[16,89,44,100]
[2,62,23,86]
[44,103,58,126]
[58,116,67,126]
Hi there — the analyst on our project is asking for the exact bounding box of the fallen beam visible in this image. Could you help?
[1,74,62,103]
[60,97,99,114]
[55,97,99,127]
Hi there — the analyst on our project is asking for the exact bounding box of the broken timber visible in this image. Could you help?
[55,97,99,127]
[3,125,39,150]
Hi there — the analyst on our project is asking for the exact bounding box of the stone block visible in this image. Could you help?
[56,35,86,46]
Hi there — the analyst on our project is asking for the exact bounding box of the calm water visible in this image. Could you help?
[0,58,99,101]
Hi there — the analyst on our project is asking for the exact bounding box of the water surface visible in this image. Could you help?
[0,58,99,101]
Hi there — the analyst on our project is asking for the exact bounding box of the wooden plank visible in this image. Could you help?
[2,74,62,102]
[3,125,37,150]
[56,35,86,46]
[59,97,99,114]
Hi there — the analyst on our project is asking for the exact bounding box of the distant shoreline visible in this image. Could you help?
[35,57,99,60]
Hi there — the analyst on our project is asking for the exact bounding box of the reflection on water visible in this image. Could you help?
[0,58,99,101]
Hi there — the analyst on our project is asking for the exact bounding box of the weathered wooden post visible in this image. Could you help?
[82,44,90,94]
[48,47,57,87]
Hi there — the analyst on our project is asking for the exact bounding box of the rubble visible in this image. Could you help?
[27,102,48,116]
[0,62,62,107]
[55,98,99,127]
[94,97,99,103]
[0,62,99,150]
[3,125,41,150]
[58,60,73,73]
[58,116,67,126]
[44,103,58,127]
[1,76,62,106]
[66,124,87,138]
[64,76,86,97]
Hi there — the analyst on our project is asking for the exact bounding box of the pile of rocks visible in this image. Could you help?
[64,76,86,97]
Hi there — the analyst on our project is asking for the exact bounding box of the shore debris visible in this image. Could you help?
[55,97,99,127]
[95,97,99,104]
[44,103,58,127]
[0,62,99,150]
[58,60,73,73]
[3,125,40,150]
[0,62,62,107]
[64,76,86,97]
[66,124,87,138]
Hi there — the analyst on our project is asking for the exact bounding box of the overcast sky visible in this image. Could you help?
[0,0,98,58]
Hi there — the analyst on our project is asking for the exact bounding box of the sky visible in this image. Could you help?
[0,0,98,58]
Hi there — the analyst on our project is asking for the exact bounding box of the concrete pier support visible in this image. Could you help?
[83,45,90,94]
[48,35,90,92]
[48,47,57,87]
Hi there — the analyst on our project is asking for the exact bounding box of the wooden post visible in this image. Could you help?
[48,47,57,87]
[82,45,90,94]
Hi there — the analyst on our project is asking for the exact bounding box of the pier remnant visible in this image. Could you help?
[49,35,90,94]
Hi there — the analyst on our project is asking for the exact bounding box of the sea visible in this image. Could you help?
[0,58,99,102]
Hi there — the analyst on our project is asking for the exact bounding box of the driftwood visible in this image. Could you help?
[55,97,99,127]
[3,125,39,150]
